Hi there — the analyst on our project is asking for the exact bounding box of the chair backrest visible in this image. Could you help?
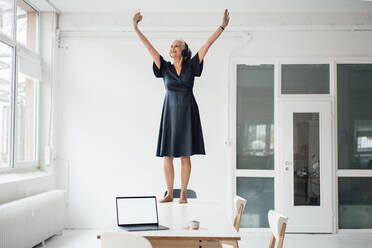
[101,232,152,248]
[268,210,288,248]
[164,189,197,198]
[233,195,247,231]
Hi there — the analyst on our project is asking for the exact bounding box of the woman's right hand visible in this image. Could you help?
[133,11,142,28]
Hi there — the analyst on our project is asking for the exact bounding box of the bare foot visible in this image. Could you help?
[178,190,188,204]
[159,194,173,203]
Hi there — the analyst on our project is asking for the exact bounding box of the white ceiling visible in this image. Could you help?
[30,0,372,13]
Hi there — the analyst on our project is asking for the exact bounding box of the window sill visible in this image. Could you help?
[0,168,52,185]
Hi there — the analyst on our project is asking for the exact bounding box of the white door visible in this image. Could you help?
[279,100,333,233]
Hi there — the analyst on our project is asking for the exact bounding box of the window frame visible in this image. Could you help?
[0,0,40,172]
[335,57,372,233]
[229,58,279,232]
[229,56,372,233]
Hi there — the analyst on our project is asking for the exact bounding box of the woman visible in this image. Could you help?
[133,9,230,204]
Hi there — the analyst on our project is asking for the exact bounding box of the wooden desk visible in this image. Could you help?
[98,200,240,248]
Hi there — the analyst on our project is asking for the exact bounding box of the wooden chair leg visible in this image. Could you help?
[277,237,284,248]
[277,223,287,248]
[234,204,244,232]
[269,235,275,248]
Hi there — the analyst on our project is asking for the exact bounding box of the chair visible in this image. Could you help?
[268,210,288,248]
[163,189,197,198]
[101,232,152,248]
[233,195,247,232]
[222,195,247,248]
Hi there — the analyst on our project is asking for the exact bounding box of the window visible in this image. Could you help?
[338,64,372,229]
[16,0,38,52]
[15,72,37,162]
[237,177,274,228]
[357,135,372,152]
[338,64,372,170]
[281,64,330,94]
[0,0,39,169]
[237,64,274,170]
[339,177,372,229]
[236,64,275,228]
[0,41,12,167]
[0,0,13,37]
[293,113,320,206]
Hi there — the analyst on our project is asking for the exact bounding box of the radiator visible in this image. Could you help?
[0,190,66,248]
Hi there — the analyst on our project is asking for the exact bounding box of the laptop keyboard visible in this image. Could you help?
[120,224,169,231]
[131,225,158,230]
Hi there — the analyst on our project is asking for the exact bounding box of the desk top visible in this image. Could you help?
[106,200,240,240]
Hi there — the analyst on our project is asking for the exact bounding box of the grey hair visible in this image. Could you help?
[174,39,192,62]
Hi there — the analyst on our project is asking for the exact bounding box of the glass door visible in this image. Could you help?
[279,100,333,233]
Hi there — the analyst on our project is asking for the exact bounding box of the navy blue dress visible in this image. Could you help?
[153,52,206,157]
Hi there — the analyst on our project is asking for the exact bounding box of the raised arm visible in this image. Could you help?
[197,9,230,63]
[133,12,162,69]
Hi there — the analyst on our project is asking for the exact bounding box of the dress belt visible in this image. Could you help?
[166,88,193,93]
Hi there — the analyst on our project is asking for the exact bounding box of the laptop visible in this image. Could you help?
[116,196,169,231]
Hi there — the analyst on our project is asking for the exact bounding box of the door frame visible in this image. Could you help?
[228,56,338,233]
[278,99,334,233]
[277,58,336,234]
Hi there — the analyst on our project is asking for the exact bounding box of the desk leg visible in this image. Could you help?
[147,239,222,248]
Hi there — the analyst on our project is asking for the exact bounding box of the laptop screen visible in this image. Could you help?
[116,197,158,226]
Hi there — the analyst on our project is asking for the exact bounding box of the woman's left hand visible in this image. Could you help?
[221,9,230,28]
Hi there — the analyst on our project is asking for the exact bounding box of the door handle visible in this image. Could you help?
[285,161,292,171]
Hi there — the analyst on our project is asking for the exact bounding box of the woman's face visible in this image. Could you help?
[170,40,184,59]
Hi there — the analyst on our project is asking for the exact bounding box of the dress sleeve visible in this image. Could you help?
[190,51,204,77]
[153,55,167,78]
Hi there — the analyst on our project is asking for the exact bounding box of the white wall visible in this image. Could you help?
[30,0,372,13]
[56,34,238,229]
[54,13,372,229]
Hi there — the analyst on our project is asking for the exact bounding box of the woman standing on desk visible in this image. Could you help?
[133,9,230,204]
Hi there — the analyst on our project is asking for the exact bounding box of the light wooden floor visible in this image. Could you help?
[34,229,372,248]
